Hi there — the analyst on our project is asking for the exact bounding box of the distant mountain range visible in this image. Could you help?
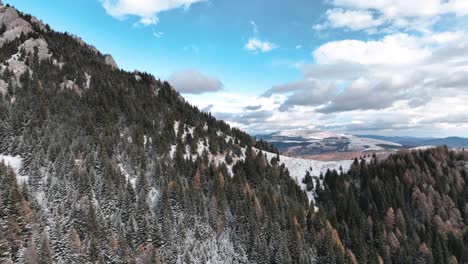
[358,135,468,148]
[258,130,468,156]
[257,130,402,156]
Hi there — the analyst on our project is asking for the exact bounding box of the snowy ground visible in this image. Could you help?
[0,154,29,184]
[410,146,436,150]
[252,149,354,202]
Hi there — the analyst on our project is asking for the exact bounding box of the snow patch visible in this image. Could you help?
[0,154,29,184]
[85,72,91,89]
[118,163,136,188]
[251,148,355,203]
[0,79,7,95]
[148,187,160,214]
[411,145,436,150]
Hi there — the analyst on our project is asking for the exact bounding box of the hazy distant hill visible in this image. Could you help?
[258,130,402,156]
[359,135,468,148]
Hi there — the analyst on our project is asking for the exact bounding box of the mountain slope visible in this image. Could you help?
[0,4,321,263]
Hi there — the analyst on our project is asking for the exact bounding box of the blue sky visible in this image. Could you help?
[6,0,468,137]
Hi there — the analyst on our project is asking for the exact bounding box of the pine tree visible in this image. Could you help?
[302,171,314,191]
[38,232,52,264]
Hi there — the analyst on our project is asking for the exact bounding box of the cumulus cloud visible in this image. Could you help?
[263,79,336,111]
[100,0,203,26]
[244,3,468,135]
[318,78,418,113]
[301,62,368,81]
[422,112,468,124]
[320,113,417,132]
[217,110,274,125]
[313,34,430,65]
[264,29,468,131]
[244,105,262,111]
[316,8,385,31]
[315,0,468,33]
[202,104,213,112]
[169,70,223,94]
[245,38,278,53]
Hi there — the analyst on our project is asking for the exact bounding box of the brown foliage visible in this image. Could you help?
[254,195,263,220]
[25,238,38,264]
[68,227,81,254]
[325,220,345,255]
[243,182,253,198]
[217,172,225,190]
[192,169,201,189]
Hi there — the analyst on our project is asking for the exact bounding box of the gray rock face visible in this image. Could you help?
[5,59,28,76]
[30,16,48,32]
[0,6,33,46]
[104,54,118,69]
[19,38,52,60]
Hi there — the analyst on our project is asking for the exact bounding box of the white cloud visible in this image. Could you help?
[169,70,223,94]
[444,0,468,16]
[255,29,468,135]
[153,31,164,38]
[139,16,159,26]
[313,34,430,65]
[319,8,385,31]
[100,0,203,26]
[332,0,443,18]
[316,0,468,33]
[245,38,278,53]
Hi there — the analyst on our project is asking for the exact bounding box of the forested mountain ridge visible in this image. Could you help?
[0,3,467,264]
[316,147,468,263]
[0,3,317,263]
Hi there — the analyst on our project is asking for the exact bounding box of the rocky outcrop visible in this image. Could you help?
[0,6,33,46]
[60,80,81,95]
[30,16,48,32]
[2,57,29,83]
[104,54,118,69]
[19,38,52,60]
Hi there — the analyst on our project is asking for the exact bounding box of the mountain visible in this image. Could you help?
[359,135,468,148]
[258,129,402,156]
[0,3,467,264]
[0,4,336,263]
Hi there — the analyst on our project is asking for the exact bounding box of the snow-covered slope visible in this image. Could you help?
[252,149,354,203]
